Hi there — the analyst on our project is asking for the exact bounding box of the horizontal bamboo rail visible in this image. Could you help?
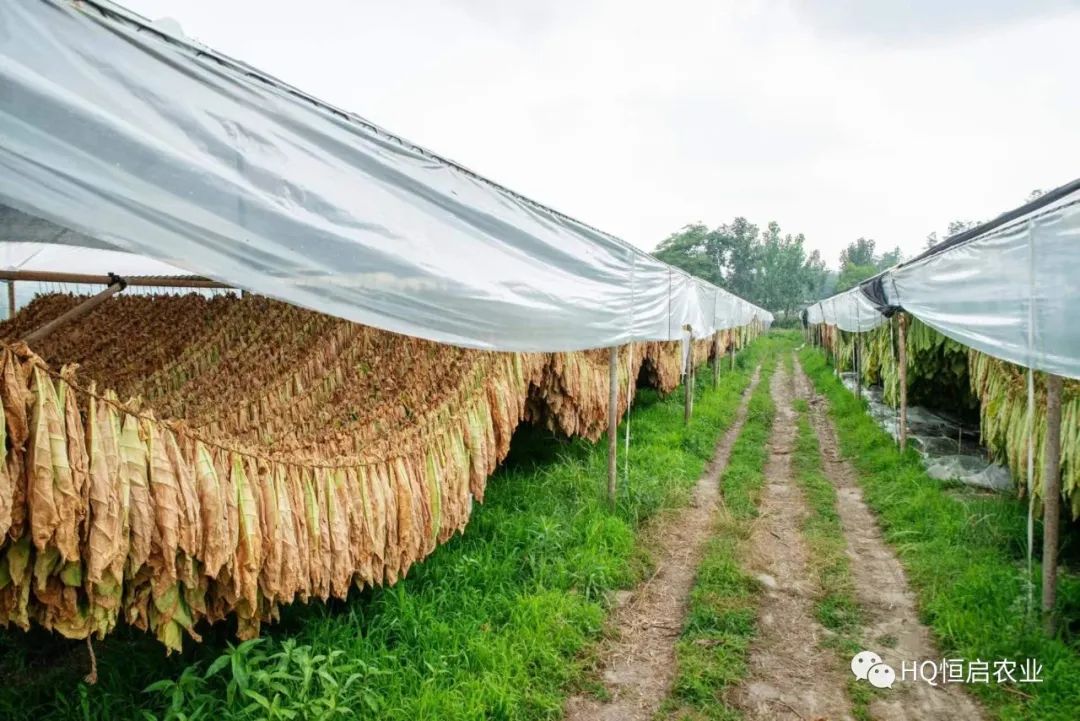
[0,269,232,289]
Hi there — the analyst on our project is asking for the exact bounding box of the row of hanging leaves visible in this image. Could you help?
[0,293,761,650]
[820,316,1079,517]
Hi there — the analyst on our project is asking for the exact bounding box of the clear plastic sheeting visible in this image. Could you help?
[840,374,1013,492]
[807,180,1080,380]
[1,241,193,279]
[884,187,1080,380]
[806,286,885,333]
[0,0,770,352]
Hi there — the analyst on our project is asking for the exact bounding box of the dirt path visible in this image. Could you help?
[793,358,986,721]
[564,364,763,721]
[732,362,854,720]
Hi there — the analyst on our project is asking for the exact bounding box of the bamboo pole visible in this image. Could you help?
[712,332,720,389]
[898,313,909,452]
[1042,373,1063,635]
[607,346,618,508]
[835,332,840,379]
[6,281,14,319]
[22,278,127,345]
[684,333,694,424]
[0,269,230,289]
[855,335,862,400]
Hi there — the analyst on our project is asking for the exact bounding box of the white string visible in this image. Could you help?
[890,314,898,442]
[1025,220,1036,615]
[624,254,636,485]
[855,300,861,395]
[1027,365,1036,613]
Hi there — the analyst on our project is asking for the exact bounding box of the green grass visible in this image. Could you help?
[0,340,768,721]
[799,346,1080,721]
[789,370,871,719]
[661,335,790,720]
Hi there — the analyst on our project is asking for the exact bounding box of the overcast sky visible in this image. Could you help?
[124,0,1080,267]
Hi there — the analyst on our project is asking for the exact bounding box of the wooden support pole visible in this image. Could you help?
[835,333,840,378]
[6,281,14,319]
[898,313,909,452]
[855,336,862,400]
[712,332,721,389]
[607,345,618,508]
[684,334,694,424]
[1042,373,1063,635]
[22,278,126,345]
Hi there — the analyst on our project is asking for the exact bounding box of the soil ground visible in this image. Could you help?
[793,358,986,721]
[730,362,853,720]
[564,365,763,721]
[566,352,986,721]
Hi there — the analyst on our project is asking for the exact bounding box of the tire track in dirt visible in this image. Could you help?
[731,362,854,720]
[564,364,763,721]
[793,358,986,721]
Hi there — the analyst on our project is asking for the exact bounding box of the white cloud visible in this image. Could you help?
[122,0,1080,267]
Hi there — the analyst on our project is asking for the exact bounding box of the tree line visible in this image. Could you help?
[656,189,1044,318]
[653,220,827,322]
[652,219,903,321]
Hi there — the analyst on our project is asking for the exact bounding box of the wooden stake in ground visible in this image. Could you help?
[684,332,694,424]
[713,332,721,389]
[855,336,864,403]
[1043,373,1063,635]
[6,281,13,319]
[608,345,619,508]
[898,313,909,451]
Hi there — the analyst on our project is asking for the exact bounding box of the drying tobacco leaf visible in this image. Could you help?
[0,292,760,648]
[120,412,151,577]
[144,413,181,584]
[26,367,59,552]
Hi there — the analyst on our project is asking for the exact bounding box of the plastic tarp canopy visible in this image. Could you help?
[1,241,193,278]
[806,286,885,333]
[883,184,1080,380]
[807,181,1080,380]
[0,0,770,352]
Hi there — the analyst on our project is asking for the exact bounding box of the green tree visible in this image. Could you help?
[654,224,721,284]
[947,219,978,236]
[834,238,902,292]
[835,263,878,292]
[877,245,902,268]
[654,217,820,319]
[718,217,761,301]
[838,237,876,269]
[926,219,982,250]
[803,249,830,298]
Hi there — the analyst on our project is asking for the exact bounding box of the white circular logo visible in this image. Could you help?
[850,650,883,681]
